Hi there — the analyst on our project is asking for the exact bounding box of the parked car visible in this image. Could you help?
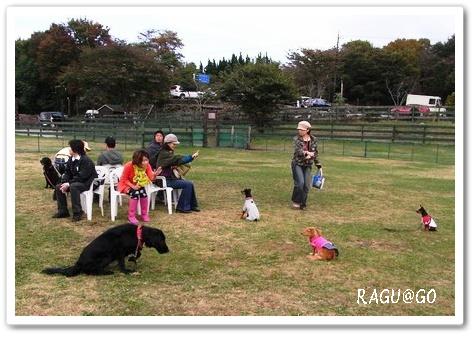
[303,98,332,109]
[390,106,412,114]
[38,111,65,127]
[170,85,204,99]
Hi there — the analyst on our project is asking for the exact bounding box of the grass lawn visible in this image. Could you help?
[15,136,455,316]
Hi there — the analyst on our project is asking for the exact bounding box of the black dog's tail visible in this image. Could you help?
[42,265,81,277]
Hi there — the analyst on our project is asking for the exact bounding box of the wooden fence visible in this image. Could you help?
[15,119,454,149]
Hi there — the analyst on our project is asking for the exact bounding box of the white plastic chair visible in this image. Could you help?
[93,166,109,216]
[151,176,181,213]
[79,166,108,221]
[109,166,142,221]
[147,177,174,215]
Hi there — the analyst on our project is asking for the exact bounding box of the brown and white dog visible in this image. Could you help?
[301,227,339,260]
[416,205,438,231]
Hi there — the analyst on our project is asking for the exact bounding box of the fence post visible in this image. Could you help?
[37,132,40,152]
[364,141,368,158]
[342,140,345,156]
[387,143,391,160]
[231,125,235,148]
[331,123,334,139]
[247,126,251,149]
[361,125,364,141]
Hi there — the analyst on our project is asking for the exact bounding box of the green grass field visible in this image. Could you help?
[15,136,455,316]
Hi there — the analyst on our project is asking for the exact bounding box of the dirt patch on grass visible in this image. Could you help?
[16,273,101,316]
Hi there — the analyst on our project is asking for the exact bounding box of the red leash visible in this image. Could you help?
[134,225,144,259]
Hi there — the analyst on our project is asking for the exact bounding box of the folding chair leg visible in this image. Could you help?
[111,197,117,221]
[166,188,173,215]
[86,194,93,221]
[99,193,104,217]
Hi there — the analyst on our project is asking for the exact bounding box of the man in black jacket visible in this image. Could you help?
[52,139,98,221]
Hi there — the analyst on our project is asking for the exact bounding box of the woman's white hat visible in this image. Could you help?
[297,121,312,131]
[164,133,180,144]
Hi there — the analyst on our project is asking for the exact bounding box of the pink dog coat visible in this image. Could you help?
[421,215,437,229]
[309,236,339,256]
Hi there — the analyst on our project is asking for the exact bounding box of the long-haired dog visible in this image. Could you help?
[301,227,339,260]
[40,157,60,188]
[416,205,438,231]
[40,157,60,201]
[42,224,169,276]
[241,188,260,221]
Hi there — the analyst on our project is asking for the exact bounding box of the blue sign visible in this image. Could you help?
[196,74,210,84]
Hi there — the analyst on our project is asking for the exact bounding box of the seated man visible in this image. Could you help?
[52,139,97,222]
[97,136,124,166]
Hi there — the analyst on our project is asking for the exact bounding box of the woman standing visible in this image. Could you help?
[156,134,200,213]
[291,121,321,210]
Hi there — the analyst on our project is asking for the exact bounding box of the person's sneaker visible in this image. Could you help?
[141,214,150,222]
[72,212,85,222]
[191,208,201,212]
[52,212,70,219]
[292,203,300,209]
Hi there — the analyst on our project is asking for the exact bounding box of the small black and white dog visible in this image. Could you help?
[40,157,60,189]
[416,205,438,231]
[241,188,260,221]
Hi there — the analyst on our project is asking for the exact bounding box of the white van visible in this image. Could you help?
[405,94,447,113]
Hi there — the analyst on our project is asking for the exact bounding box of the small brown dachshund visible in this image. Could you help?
[301,227,339,261]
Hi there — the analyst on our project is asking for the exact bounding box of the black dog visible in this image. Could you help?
[42,224,169,276]
[40,157,60,188]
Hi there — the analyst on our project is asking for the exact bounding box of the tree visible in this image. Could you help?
[137,29,184,71]
[220,63,297,129]
[65,18,113,48]
[15,39,42,114]
[173,62,198,91]
[380,39,430,105]
[420,35,455,99]
[339,40,384,105]
[285,48,336,100]
[59,44,170,114]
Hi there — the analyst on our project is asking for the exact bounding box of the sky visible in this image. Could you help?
[10,6,457,66]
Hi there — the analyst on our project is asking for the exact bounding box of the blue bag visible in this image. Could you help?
[312,168,325,189]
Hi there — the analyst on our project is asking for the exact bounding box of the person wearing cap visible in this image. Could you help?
[146,130,165,170]
[156,134,200,213]
[52,139,98,221]
[97,136,124,166]
[291,121,321,210]
[54,140,91,175]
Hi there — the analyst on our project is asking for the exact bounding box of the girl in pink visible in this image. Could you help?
[118,150,156,224]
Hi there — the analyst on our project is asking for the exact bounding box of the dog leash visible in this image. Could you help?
[44,170,57,187]
[133,225,144,260]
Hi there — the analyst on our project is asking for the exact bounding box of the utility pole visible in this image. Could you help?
[333,32,340,102]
